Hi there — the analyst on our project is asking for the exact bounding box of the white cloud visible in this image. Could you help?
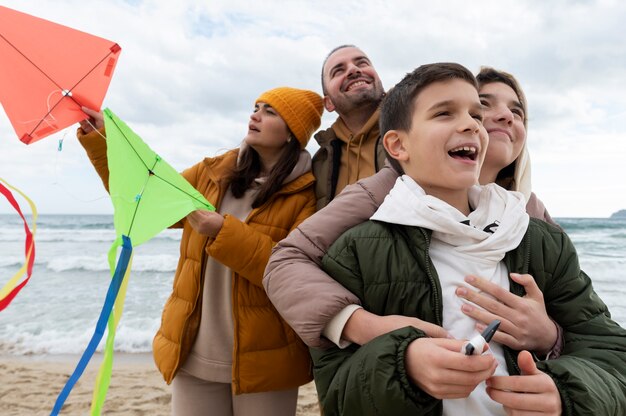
[1,0,625,217]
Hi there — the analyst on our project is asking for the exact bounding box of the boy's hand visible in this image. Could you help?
[79,106,104,133]
[486,350,562,415]
[405,338,497,399]
[455,273,557,354]
[343,309,451,345]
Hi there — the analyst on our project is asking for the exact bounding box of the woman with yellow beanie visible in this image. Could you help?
[78,87,324,415]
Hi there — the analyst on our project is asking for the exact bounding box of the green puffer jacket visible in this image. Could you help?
[311,218,626,416]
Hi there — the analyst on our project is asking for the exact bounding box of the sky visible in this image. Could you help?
[1,0,625,218]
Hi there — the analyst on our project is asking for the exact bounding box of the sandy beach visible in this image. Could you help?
[0,353,320,415]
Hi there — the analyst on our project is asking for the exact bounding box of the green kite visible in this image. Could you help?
[53,108,214,415]
[105,108,214,246]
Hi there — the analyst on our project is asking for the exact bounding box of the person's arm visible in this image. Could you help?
[76,108,109,191]
[263,166,398,348]
[340,308,452,346]
[525,221,626,415]
[311,327,434,415]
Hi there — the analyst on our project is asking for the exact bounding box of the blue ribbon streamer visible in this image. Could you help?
[50,235,133,415]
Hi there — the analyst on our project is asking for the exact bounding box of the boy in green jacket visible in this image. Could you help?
[311,63,626,416]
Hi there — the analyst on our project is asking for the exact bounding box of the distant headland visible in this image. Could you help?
[610,209,626,219]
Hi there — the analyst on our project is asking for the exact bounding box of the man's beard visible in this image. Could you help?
[335,87,383,114]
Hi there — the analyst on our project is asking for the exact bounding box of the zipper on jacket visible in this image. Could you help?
[514,231,532,375]
[523,229,531,274]
[419,228,443,326]
[504,230,532,376]
[232,271,241,394]
[374,134,382,172]
[329,139,342,201]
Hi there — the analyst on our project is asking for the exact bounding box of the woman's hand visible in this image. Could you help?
[456,273,558,354]
[186,210,224,238]
[79,106,104,133]
[486,350,562,415]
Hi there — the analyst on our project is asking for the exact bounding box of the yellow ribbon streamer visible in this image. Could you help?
[0,177,37,301]
[89,239,133,415]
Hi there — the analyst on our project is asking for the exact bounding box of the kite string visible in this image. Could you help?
[45,90,62,123]
[15,89,60,128]
[50,113,109,203]
[14,89,64,130]
[82,116,108,141]
[51,129,108,203]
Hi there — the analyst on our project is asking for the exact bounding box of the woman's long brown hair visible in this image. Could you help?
[476,67,528,191]
[227,135,301,208]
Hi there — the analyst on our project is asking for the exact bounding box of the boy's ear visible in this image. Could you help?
[323,96,336,112]
[383,130,409,162]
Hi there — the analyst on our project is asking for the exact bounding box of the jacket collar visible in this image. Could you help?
[314,109,380,147]
[331,108,380,144]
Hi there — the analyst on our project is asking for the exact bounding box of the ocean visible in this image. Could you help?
[0,214,625,355]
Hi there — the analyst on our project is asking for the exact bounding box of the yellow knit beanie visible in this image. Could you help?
[256,87,324,148]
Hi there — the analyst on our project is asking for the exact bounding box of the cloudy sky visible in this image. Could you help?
[1,0,625,217]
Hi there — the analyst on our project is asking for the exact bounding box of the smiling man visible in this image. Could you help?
[313,45,387,209]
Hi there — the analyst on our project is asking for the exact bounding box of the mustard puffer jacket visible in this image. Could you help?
[153,149,316,393]
[77,132,315,394]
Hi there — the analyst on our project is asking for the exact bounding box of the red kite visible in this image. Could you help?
[0,6,121,144]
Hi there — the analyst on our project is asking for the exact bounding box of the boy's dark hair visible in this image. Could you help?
[228,133,301,208]
[476,66,528,190]
[380,63,478,174]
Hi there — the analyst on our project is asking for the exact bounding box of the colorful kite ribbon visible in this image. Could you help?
[51,109,214,415]
[50,236,133,416]
[0,177,37,311]
[89,236,134,415]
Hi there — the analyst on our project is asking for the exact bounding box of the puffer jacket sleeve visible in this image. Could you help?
[311,229,437,416]
[263,166,399,348]
[532,223,626,415]
[208,191,316,288]
[311,327,438,416]
[179,161,204,189]
[77,127,110,191]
